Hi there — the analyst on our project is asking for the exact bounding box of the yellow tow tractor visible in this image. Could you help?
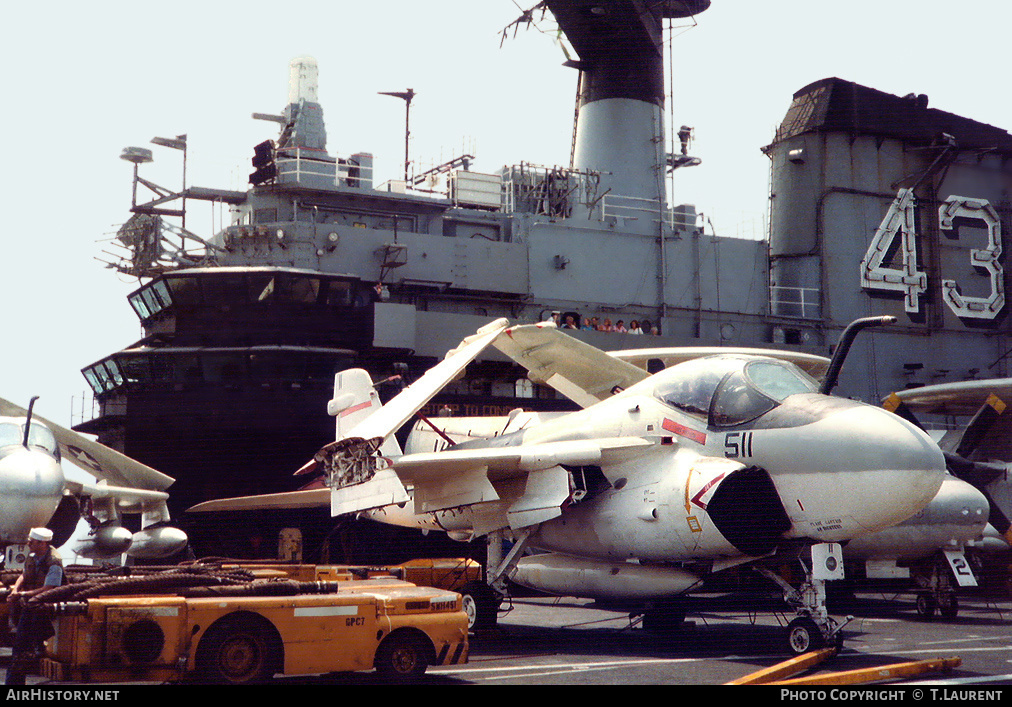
[23,560,470,684]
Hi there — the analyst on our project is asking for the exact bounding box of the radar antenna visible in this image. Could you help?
[378,89,415,182]
[499,2,549,46]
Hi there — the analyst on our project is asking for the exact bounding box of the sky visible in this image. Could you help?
[1,0,1009,430]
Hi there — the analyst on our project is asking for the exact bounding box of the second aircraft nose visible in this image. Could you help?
[0,447,65,542]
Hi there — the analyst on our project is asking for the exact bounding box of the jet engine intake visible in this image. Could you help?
[706,465,791,556]
[47,495,82,547]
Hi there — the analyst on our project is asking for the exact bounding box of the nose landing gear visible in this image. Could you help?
[758,543,852,655]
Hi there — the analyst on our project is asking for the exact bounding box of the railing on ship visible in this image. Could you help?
[600,195,697,231]
[500,163,698,230]
[769,285,822,320]
[70,392,103,429]
[274,147,374,188]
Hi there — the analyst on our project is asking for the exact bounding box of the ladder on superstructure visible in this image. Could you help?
[569,72,582,169]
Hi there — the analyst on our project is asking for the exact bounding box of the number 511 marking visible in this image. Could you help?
[724,431,754,458]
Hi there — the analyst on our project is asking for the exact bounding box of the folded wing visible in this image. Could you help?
[0,396,173,492]
[492,323,650,406]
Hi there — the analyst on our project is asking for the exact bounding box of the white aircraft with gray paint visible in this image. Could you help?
[193,317,948,653]
[865,378,1012,618]
[615,342,993,621]
[0,397,187,567]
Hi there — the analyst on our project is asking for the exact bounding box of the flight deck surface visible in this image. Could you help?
[3,593,1010,687]
[435,593,1012,686]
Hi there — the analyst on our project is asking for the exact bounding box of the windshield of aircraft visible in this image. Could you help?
[0,421,59,457]
[653,357,818,427]
[652,358,742,419]
[0,422,21,448]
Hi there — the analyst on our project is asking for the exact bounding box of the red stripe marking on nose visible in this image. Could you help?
[662,418,707,445]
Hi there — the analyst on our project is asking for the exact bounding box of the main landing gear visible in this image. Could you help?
[916,590,959,620]
[758,543,852,656]
[913,553,967,620]
[461,528,537,632]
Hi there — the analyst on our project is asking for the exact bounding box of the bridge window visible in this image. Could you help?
[165,275,201,306]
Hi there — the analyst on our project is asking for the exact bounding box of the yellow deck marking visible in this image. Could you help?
[726,647,836,685]
[770,656,961,686]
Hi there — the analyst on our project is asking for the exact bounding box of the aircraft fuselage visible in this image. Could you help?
[396,355,946,563]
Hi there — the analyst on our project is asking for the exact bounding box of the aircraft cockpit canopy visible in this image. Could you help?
[0,420,60,459]
[653,356,819,428]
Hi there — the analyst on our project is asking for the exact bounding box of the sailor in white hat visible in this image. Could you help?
[9,527,62,598]
[5,527,63,685]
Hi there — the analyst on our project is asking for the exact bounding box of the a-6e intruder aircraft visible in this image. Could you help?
[869,378,1012,617]
[0,396,188,567]
[614,344,992,622]
[886,377,1012,550]
[193,317,948,653]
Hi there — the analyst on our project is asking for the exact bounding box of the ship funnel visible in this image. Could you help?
[547,1,709,208]
[288,56,319,104]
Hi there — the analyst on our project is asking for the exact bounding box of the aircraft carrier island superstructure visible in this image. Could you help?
[76,1,1012,559]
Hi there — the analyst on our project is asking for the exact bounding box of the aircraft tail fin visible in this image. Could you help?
[327,368,402,457]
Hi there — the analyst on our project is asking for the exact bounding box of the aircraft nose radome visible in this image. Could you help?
[834,404,947,526]
[0,447,65,497]
[921,477,989,528]
[771,401,947,539]
[0,448,65,542]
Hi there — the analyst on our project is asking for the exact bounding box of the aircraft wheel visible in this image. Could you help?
[375,632,430,680]
[460,582,500,631]
[916,592,937,620]
[785,617,825,655]
[939,593,959,619]
[195,614,281,684]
